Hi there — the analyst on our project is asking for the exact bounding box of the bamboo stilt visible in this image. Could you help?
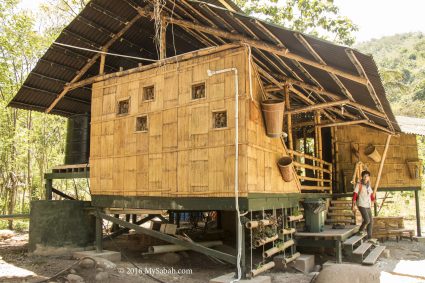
[374,134,392,195]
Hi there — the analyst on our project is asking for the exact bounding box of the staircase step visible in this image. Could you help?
[353,242,373,255]
[362,246,386,265]
[327,212,354,217]
[325,219,355,224]
[328,206,352,210]
[331,200,352,204]
[327,212,355,218]
[343,234,366,247]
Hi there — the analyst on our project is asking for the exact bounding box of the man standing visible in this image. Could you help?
[352,170,376,240]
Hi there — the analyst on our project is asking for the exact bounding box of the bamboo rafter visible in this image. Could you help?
[345,49,395,133]
[133,7,368,85]
[45,12,143,113]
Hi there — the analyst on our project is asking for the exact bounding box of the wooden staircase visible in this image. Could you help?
[326,199,356,225]
[342,233,386,265]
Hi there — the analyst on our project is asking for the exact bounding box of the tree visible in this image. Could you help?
[235,0,358,45]
[0,0,67,229]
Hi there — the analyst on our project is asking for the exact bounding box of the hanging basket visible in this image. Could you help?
[364,145,381,163]
[406,160,422,179]
[277,156,294,182]
[261,99,285,138]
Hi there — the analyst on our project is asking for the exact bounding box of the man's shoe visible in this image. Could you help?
[358,231,367,237]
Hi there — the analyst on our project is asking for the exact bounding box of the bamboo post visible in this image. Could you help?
[99,53,106,75]
[315,111,324,186]
[160,18,167,60]
[285,85,293,157]
[373,134,392,195]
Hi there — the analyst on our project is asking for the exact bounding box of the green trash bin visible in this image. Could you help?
[302,198,326,232]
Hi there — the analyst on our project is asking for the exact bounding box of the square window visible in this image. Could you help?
[143,85,155,101]
[213,111,227,129]
[136,115,148,132]
[117,99,130,115]
[192,82,206,100]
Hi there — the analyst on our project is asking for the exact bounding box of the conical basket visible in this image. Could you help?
[261,99,285,138]
[277,156,294,182]
[364,145,381,163]
[406,160,422,179]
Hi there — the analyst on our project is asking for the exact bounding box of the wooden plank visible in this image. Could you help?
[343,234,366,246]
[329,206,351,211]
[362,246,386,265]
[325,219,355,224]
[328,212,354,217]
[353,242,373,255]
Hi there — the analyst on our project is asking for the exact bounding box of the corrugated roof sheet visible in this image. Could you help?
[8,0,400,133]
[396,116,425,136]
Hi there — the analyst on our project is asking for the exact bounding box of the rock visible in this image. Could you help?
[315,264,380,283]
[94,257,116,270]
[95,271,109,281]
[69,268,77,274]
[160,252,181,265]
[96,267,104,273]
[382,249,390,258]
[79,258,95,269]
[66,273,84,283]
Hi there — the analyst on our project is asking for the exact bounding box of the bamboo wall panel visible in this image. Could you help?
[90,46,300,197]
[335,125,420,191]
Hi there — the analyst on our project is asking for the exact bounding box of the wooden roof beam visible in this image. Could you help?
[257,65,336,122]
[134,8,368,85]
[318,119,368,128]
[287,99,350,115]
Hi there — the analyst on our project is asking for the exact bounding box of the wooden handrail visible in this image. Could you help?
[293,161,331,174]
[288,149,332,167]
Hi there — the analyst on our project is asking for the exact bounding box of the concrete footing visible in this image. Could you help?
[73,250,122,262]
[291,254,315,274]
[210,273,271,283]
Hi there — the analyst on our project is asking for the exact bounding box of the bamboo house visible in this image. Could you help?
[8,0,423,278]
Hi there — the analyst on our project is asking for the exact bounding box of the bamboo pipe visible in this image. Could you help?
[147,241,223,254]
[374,134,392,195]
[263,239,295,258]
[287,215,303,222]
[245,219,273,229]
[284,252,301,264]
[250,261,275,277]
[278,228,296,235]
[254,235,278,247]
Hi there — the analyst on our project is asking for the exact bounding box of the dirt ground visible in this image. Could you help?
[0,232,424,283]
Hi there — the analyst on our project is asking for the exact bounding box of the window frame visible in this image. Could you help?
[135,114,149,133]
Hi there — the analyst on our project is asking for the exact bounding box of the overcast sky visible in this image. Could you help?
[20,0,425,43]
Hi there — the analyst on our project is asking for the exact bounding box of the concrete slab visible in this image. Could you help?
[292,254,314,274]
[72,250,121,262]
[413,236,425,242]
[210,273,271,283]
